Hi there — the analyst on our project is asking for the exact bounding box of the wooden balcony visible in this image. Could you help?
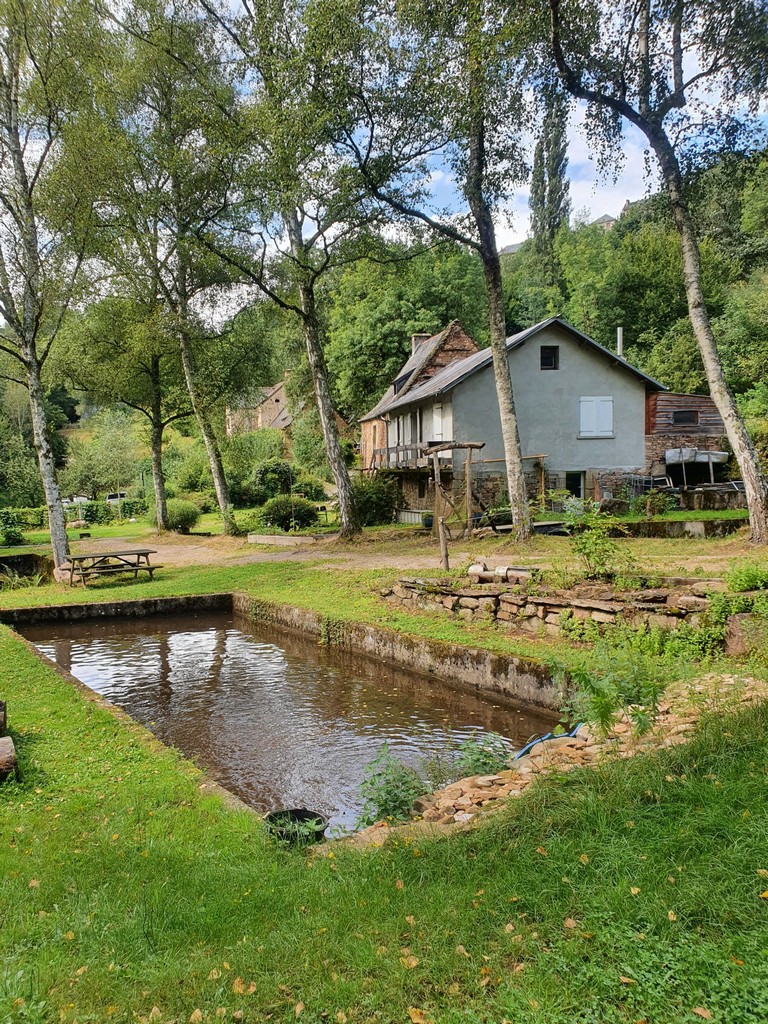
[371,442,454,470]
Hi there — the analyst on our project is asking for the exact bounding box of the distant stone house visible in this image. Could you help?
[360,316,727,507]
[226,375,292,437]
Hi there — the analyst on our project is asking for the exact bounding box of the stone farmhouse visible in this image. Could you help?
[360,317,727,508]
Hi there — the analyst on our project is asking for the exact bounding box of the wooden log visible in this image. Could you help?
[0,735,17,779]
[438,516,450,571]
[0,699,5,735]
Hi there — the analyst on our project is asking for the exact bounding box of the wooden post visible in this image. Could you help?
[465,448,473,539]
[431,452,441,537]
[438,516,449,570]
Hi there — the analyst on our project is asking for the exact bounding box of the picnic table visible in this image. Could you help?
[61,548,161,587]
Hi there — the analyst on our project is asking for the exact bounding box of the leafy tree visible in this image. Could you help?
[529,89,571,285]
[550,0,768,542]
[0,0,100,565]
[326,242,489,418]
[347,0,540,538]
[60,409,139,503]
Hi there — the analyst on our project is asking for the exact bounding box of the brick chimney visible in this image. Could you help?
[411,332,431,354]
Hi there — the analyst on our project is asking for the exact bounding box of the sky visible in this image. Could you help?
[426,102,659,249]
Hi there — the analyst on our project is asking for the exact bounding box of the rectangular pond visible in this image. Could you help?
[21,611,554,829]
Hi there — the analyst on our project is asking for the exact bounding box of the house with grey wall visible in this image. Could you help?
[361,316,727,505]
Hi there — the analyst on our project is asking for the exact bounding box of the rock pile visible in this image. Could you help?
[343,674,767,849]
[0,699,17,782]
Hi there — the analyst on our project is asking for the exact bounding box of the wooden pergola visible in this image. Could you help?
[424,441,485,541]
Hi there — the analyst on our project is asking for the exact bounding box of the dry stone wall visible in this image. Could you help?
[381,565,721,638]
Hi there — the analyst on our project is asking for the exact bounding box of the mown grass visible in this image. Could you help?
[2,625,767,1023]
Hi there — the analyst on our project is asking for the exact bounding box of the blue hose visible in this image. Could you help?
[513,721,583,760]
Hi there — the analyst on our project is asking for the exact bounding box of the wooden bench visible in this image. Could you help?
[61,549,160,587]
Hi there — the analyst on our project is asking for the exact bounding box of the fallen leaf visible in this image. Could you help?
[667,910,678,921]
[535,846,548,857]
[28,879,40,889]
[455,945,470,958]
[189,1011,203,1024]
[564,918,578,929]
[75,966,87,977]
[447,982,460,995]
[232,977,246,994]
[405,915,416,925]
[579,854,590,865]
[149,1009,161,1021]
[504,923,515,933]
[756,869,768,879]
[248,982,256,995]
[408,1010,427,1024]
[760,890,768,900]
[529,999,540,1009]
[335,1013,347,1024]
[208,969,222,981]
[294,1003,305,1018]
[400,954,420,969]
[730,957,744,965]
[64,932,75,941]
[395,879,405,890]
[630,887,641,896]
[216,1011,226,1019]
[620,976,637,985]
[692,1009,713,1021]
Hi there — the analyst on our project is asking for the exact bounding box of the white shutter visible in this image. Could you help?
[580,397,613,437]
[579,397,597,436]
[596,397,613,436]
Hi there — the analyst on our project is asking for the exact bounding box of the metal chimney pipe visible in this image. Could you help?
[617,326,624,357]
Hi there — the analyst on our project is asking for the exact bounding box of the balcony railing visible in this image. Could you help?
[371,442,453,470]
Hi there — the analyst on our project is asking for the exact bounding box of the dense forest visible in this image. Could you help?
[0,0,766,552]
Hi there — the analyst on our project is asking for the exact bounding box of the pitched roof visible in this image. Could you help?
[360,321,473,422]
[363,317,665,419]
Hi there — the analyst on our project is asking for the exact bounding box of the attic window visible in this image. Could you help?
[540,345,559,370]
[672,409,699,425]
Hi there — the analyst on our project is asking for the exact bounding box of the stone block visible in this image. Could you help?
[590,611,616,624]
[544,613,561,625]
[459,597,480,609]
[467,563,487,575]
[647,613,679,630]
[458,609,474,622]
[0,735,17,779]
[667,594,709,612]
[443,597,458,610]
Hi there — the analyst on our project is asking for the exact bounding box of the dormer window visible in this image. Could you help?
[540,345,559,370]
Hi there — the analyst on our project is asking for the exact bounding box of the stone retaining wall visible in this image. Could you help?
[382,567,720,638]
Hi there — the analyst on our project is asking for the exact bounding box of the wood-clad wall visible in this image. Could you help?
[646,393,725,435]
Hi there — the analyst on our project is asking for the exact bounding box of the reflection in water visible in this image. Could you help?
[23,613,554,828]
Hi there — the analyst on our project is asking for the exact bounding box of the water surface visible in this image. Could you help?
[23,612,553,828]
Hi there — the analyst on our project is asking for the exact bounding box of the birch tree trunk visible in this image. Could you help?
[465,58,531,539]
[651,132,768,544]
[22,346,69,566]
[285,210,361,538]
[149,356,169,531]
[176,326,236,535]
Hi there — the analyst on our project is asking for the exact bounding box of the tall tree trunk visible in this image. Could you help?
[177,327,236,535]
[651,131,768,543]
[285,210,361,538]
[23,348,69,566]
[149,359,169,531]
[465,55,531,539]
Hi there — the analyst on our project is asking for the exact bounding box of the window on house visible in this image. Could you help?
[579,396,614,437]
[672,409,699,426]
[540,345,559,370]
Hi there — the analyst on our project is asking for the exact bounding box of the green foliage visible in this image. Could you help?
[557,645,665,736]
[3,506,46,529]
[0,567,43,590]
[628,489,678,517]
[80,501,114,525]
[292,476,326,502]
[120,498,148,518]
[254,459,294,498]
[357,743,428,827]
[160,499,200,534]
[171,448,213,494]
[326,243,489,418]
[564,507,631,580]
[289,415,333,477]
[351,475,404,527]
[176,491,216,514]
[0,510,26,547]
[260,495,318,532]
[223,430,285,479]
[726,560,768,592]
[453,733,511,777]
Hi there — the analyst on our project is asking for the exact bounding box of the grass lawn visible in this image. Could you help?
[2,625,767,1023]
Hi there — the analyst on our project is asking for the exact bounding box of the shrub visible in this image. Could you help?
[454,733,511,777]
[81,501,113,524]
[229,478,270,508]
[357,743,428,827]
[726,560,768,592]
[260,494,318,532]
[565,507,632,580]
[5,506,46,528]
[292,476,326,502]
[120,497,148,518]
[178,491,216,514]
[0,510,26,546]
[151,498,200,534]
[352,474,404,526]
[254,459,294,498]
[628,489,678,517]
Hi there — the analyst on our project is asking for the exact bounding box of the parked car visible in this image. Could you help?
[105,492,127,505]
[62,495,90,507]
